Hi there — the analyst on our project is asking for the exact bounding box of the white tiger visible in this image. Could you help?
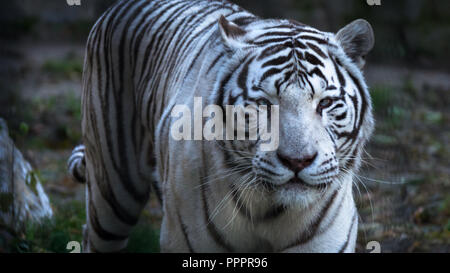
[68,0,374,252]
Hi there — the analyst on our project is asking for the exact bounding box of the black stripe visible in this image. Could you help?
[304,52,324,67]
[137,0,188,89]
[262,205,286,221]
[318,158,333,167]
[86,158,139,226]
[338,212,357,253]
[237,56,255,100]
[215,60,242,110]
[207,52,225,74]
[179,6,236,72]
[261,52,293,68]
[317,188,347,235]
[115,0,152,204]
[335,112,347,120]
[260,63,291,82]
[299,35,327,44]
[280,189,338,250]
[176,209,195,253]
[68,154,82,167]
[343,147,358,170]
[253,37,290,45]
[293,39,307,49]
[260,157,275,167]
[308,67,326,81]
[257,43,289,60]
[349,73,368,136]
[232,15,257,25]
[306,42,327,58]
[201,142,235,252]
[73,169,86,183]
[156,1,207,73]
[310,166,338,177]
[86,0,142,227]
[89,201,128,241]
[329,102,344,112]
[332,57,346,86]
[201,182,234,252]
[259,166,282,177]
[230,185,286,222]
[254,31,298,40]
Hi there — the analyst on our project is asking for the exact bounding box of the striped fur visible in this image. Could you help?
[68,0,374,252]
[68,145,86,183]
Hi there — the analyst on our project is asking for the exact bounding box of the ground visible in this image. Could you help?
[4,42,449,253]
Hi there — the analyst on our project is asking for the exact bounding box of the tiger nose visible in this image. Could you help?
[277,151,318,173]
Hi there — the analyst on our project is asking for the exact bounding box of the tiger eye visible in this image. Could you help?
[319,98,332,108]
[317,98,333,115]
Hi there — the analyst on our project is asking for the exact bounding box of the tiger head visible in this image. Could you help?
[216,16,375,208]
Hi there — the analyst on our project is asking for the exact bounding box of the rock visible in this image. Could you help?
[0,118,53,247]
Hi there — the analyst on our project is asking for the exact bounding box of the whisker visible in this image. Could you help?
[354,173,409,185]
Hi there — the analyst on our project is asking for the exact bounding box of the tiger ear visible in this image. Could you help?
[218,15,248,49]
[336,19,374,69]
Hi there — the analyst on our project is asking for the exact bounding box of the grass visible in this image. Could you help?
[126,225,160,253]
[12,200,85,253]
[10,200,161,253]
[42,54,83,80]
[370,84,409,142]
[370,84,395,114]
[8,92,82,150]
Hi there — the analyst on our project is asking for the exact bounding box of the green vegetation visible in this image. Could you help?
[370,84,395,113]
[126,225,160,253]
[440,196,450,218]
[19,122,29,136]
[42,54,83,80]
[13,201,85,253]
[422,110,443,125]
[370,84,410,133]
[8,92,82,150]
[10,200,161,253]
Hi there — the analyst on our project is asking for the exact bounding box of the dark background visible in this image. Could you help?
[0,0,448,252]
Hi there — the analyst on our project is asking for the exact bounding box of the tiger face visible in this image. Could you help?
[217,17,374,208]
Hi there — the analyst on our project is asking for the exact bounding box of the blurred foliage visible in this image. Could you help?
[126,225,160,253]
[10,200,160,253]
[42,53,83,80]
[356,75,450,252]
[12,201,85,253]
[0,0,448,69]
[6,91,82,150]
[234,0,450,70]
